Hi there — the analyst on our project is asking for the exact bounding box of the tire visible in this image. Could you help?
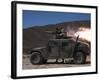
[73,51,86,64]
[30,52,43,65]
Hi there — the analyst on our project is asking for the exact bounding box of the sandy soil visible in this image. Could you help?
[22,54,90,70]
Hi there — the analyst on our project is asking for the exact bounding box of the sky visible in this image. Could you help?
[23,10,90,28]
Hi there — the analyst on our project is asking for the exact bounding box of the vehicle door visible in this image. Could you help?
[60,39,75,58]
[47,40,60,59]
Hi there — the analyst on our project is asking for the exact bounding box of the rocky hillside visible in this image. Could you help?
[23,20,90,54]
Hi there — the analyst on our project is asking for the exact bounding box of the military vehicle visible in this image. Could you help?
[29,28,90,65]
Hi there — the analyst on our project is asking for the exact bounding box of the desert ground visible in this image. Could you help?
[22,54,90,69]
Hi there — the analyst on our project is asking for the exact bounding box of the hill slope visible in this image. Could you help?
[23,20,90,54]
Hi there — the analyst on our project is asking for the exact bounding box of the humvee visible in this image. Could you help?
[29,35,90,65]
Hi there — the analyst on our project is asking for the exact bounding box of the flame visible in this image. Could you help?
[74,27,91,41]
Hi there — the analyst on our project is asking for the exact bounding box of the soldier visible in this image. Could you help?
[54,27,65,39]
[45,27,64,39]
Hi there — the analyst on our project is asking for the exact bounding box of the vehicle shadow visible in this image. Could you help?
[45,61,90,64]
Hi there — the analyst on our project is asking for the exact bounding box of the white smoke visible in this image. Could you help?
[74,27,91,42]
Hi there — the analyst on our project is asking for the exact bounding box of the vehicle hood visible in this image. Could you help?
[31,46,46,51]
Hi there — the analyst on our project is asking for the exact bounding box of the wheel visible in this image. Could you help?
[73,51,86,64]
[30,52,43,65]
